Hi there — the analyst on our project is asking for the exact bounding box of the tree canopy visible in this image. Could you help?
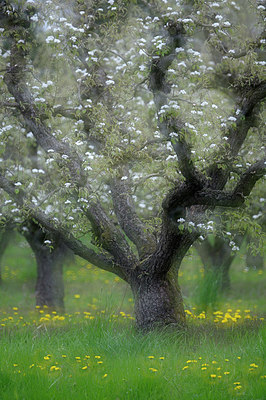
[0,0,265,329]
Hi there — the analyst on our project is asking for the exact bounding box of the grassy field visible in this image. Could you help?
[0,235,265,400]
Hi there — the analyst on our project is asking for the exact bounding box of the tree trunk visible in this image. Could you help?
[131,271,185,331]
[23,222,70,311]
[196,236,234,293]
[0,228,12,284]
[34,243,66,311]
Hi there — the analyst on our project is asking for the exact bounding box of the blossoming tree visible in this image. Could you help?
[0,0,265,330]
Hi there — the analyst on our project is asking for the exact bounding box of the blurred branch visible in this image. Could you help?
[0,171,129,278]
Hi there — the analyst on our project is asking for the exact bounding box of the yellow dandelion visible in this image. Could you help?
[210,374,216,378]
[182,366,189,370]
[103,373,108,378]
[82,366,88,370]
[148,356,154,359]
[250,363,258,368]
[224,371,230,375]
[234,386,242,390]
[50,366,60,371]
[159,357,165,360]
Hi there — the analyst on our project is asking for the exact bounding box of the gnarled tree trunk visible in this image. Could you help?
[131,271,185,331]
[128,215,196,330]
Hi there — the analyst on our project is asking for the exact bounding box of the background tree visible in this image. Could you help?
[0,0,265,330]
[0,204,71,309]
[0,223,13,284]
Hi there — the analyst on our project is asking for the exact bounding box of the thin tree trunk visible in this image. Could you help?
[0,228,12,284]
[23,222,69,311]
[34,243,66,311]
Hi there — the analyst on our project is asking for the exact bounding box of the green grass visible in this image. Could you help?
[0,235,265,400]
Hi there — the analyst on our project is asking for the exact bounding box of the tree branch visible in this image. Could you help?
[232,158,266,198]
[148,20,203,185]
[0,172,130,279]
[109,174,156,259]
[2,15,137,271]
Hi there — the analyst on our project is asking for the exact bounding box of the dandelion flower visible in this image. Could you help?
[50,366,60,371]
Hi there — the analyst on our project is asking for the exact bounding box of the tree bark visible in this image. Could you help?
[33,242,66,311]
[23,222,70,311]
[0,228,12,284]
[131,269,185,331]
